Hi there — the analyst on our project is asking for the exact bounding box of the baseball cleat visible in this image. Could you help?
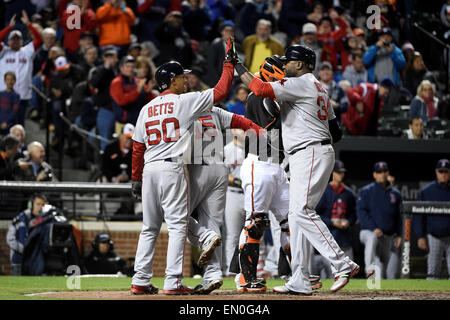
[162,285,195,295]
[130,284,159,295]
[194,279,223,295]
[198,235,222,268]
[273,285,313,296]
[236,274,266,293]
[330,264,360,293]
[366,270,375,278]
[308,274,322,290]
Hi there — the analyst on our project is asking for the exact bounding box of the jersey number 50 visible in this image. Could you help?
[317,96,330,120]
[145,117,180,145]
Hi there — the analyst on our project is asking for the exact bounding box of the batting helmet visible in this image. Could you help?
[281,45,316,71]
[155,61,191,91]
[259,55,285,82]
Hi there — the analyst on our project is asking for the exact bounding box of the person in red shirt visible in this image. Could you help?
[316,9,349,72]
[59,0,97,54]
[341,78,393,136]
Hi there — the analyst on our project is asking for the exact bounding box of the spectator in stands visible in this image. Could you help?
[90,47,119,151]
[342,77,393,136]
[342,53,368,88]
[154,11,196,68]
[79,45,100,75]
[238,0,276,39]
[242,19,284,74]
[413,159,450,280]
[0,72,20,135]
[353,28,367,52]
[84,233,132,275]
[9,124,26,160]
[136,0,183,46]
[296,22,321,77]
[314,160,356,278]
[362,27,406,87]
[110,55,155,131]
[6,194,48,275]
[403,51,439,97]
[316,9,349,72]
[226,84,250,116]
[403,117,429,140]
[205,20,235,88]
[0,12,42,125]
[0,135,20,180]
[181,0,212,42]
[340,34,365,73]
[318,61,348,123]
[127,43,142,60]
[135,56,158,93]
[13,141,55,181]
[205,0,235,30]
[186,66,209,92]
[306,1,324,25]
[30,27,57,121]
[357,161,402,279]
[59,0,97,58]
[96,0,135,57]
[49,56,85,147]
[277,0,308,43]
[67,31,97,65]
[409,80,439,125]
[101,123,134,216]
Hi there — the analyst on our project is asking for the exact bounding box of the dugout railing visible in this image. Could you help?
[401,201,450,279]
[0,181,140,221]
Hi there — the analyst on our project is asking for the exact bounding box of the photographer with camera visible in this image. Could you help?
[363,27,406,87]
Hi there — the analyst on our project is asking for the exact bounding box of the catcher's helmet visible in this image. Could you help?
[259,55,285,82]
[281,45,316,71]
[155,61,191,91]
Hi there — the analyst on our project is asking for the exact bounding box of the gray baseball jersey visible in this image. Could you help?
[133,90,214,162]
[270,73,335,154]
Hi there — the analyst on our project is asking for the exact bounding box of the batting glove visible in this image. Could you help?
[224,37,240,66]
[131,180,142,200]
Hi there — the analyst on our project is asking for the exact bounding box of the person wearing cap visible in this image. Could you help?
[84,233,132,275]
[314,160,357,278]
[341,77,394,136]
[356,161,402,279]
[48,55,85,147]
[110,56,155,132]
[0,12,43,126]
[60,0,97,54]
[89,47,119,150]
[101,123,136,216]
[96,0,135,54]
[186,66,209,92]
[242,19,284,74]
[318,61,348,123]
[342,52,368,87]
[362,27,406,87]
[296,22,321,77]
[413,159,450,280]
[205,19,236,88]
[154,10,195,69]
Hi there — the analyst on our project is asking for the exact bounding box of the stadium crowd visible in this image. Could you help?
[0,0,449,279]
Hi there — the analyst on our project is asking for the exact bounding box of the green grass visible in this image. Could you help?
[0,276,449,300]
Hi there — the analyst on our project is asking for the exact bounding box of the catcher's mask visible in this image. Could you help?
[259,55,285,82]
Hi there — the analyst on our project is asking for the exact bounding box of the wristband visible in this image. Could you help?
[235,63,248,77]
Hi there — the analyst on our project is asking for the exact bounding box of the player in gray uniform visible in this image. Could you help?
[129,39,236,295]
[229,43,360,295]
[186,107,263,294]
[223,130,246,277]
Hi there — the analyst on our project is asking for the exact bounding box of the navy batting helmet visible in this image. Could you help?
[281,45,316,71]
[259,55,285,82]
[155,61,191,91]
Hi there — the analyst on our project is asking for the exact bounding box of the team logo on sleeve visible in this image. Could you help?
[279,78,287,86]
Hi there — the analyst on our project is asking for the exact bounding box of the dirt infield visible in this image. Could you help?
[29,290,450,300]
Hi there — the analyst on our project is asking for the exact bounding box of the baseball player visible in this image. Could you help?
[186,106,264,295]
[129,38,237,295]
[229,44,360,294]
[222,129,246,277]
